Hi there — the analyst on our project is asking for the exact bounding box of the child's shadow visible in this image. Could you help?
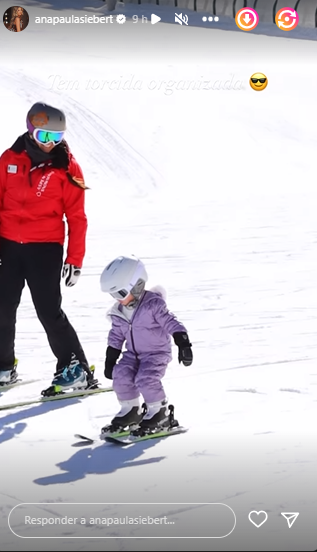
[34,439,166,486]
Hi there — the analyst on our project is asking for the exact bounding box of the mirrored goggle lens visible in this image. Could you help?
[33,129,64,144]
[110,289,129,300]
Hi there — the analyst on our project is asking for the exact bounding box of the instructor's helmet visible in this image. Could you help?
[100,255,148,300]
[26,102,66,134]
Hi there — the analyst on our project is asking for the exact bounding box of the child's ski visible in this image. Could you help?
[105,426,188,446]
[74,428,131,444]
[74,433,96,444]
[73,405,187,446]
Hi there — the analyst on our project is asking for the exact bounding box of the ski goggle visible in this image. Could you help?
[33,128,65,145]
[251,78,267,84]
[110,288,130,300]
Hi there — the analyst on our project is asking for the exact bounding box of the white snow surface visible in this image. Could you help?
[0,2,317,550]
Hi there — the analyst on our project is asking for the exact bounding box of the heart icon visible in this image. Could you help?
[248,510,268,528]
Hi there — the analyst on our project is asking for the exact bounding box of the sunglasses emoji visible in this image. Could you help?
[250,73,268,91]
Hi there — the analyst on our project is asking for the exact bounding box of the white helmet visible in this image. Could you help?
[100,255,148,300]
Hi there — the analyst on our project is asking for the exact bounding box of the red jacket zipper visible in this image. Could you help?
[19,164,28,243]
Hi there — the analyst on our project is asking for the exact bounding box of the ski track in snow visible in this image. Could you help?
[0,17,317,551]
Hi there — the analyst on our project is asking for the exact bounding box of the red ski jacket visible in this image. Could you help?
[0,140,87,268]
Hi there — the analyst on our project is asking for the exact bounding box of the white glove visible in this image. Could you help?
[62,264,81,287]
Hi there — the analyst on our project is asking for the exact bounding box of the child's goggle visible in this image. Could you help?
[110,288,130,300]
[33,128,65,145]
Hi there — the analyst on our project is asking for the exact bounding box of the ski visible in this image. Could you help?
[105,426,188,446]
[73,405,187,446]
[0,386,113,412]
[74,428,131,444]
[74,433,96,444]
[0,379,39,392]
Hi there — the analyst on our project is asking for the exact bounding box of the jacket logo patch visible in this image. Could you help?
[36,171,54,197]
[7,165,17,173]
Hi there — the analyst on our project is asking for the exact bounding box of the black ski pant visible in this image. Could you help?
[0,238,88,374]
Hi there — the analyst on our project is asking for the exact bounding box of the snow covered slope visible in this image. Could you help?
[0,2,317,550]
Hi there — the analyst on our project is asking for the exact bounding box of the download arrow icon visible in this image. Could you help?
[235,8,259,31]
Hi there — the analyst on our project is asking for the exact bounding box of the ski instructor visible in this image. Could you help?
[0,102,93,392]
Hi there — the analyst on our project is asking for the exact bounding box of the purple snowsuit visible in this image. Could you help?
[107,289,187,403]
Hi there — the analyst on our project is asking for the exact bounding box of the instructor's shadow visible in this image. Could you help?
[0,399,89,445]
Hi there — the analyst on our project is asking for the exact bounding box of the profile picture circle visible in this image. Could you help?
[3,6,29,32]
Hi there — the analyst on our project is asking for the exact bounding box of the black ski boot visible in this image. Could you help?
[100,399,146,438]
[132,400,179,436]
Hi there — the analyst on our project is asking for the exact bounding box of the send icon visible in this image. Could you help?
[281,513,299,528]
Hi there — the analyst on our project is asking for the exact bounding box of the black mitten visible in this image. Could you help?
[173,332,193,367]
[104,346,121,379]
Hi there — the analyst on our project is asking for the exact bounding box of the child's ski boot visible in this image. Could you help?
[100,399,146,439]
[131,400,179,437]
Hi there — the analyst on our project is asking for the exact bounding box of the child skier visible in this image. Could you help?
[99,255,193,435]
